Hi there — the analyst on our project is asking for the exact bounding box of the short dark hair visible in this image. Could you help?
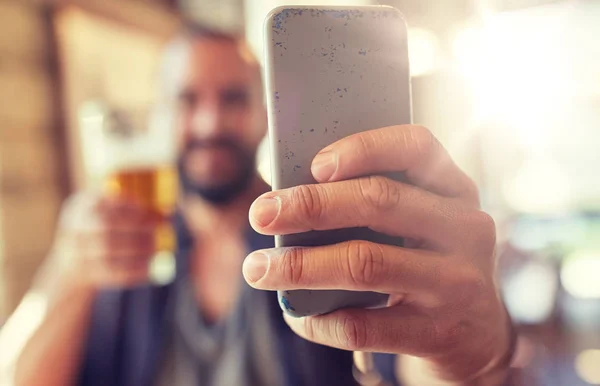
[157,21,262,102]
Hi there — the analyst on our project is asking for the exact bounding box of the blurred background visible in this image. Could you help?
[0,0,598,384]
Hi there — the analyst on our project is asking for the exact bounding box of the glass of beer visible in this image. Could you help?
[79,101,178,283]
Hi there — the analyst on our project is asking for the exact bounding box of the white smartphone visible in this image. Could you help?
[264,5,412,317]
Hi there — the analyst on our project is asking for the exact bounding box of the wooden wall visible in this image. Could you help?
[0,1,67,319]
[0,0,179,320]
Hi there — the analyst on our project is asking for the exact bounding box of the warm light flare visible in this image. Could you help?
[561,250,600,299]
[407,27,439,77]
[502,261,557,324]
[575,349,600,384]
[452,14,571,127]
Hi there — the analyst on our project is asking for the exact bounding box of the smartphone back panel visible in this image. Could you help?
[264,6,412,317]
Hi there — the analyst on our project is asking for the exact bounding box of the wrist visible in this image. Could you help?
[398,356,513,386]
[398,307,517,386]
[466,306,518,386]
[35,253,99,300]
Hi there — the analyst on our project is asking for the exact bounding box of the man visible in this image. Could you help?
[0,25,515,386]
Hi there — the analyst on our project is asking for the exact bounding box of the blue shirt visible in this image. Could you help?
[76,213,399,386]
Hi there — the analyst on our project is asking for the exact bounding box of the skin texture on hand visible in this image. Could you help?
[243,125,512,385]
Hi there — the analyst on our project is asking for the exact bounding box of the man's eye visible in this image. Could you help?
[178,91,197,108]
[222,90,249,107]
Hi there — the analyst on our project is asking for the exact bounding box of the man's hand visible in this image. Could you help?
[243,125,512,384]
[49,193,157,289]
[0,194,158,386]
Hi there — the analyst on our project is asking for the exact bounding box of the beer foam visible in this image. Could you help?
[79,102,176,190]
[81,114,175,176]
[103,136,174,172]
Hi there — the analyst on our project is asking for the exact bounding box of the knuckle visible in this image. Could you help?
[281,247,305,286]
[302,316,317,343]
[338,315,369,351]
[291,185,324,223]
[462,177,481,207]
[452,267,488,306]
[407,125,436,155]
[432,317,468,352]
[345,241,384,288]
[464,267,488,292]
[356,130,377,156]
[358,176,400,212]
[468,211,497,256]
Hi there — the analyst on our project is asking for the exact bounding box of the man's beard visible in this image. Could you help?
[177,137,256,205]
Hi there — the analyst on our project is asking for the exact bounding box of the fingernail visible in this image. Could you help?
[311,151,337,181]
[251,197,281,227]
[243,252,269,283]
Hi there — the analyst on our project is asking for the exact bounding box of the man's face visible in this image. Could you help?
[174,38,266,204]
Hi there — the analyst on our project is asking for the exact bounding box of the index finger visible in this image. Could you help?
[311,125,479,206]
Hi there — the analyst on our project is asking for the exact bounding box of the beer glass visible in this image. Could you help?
[78,101,177,283]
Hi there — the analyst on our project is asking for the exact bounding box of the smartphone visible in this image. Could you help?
[264,5,412,317]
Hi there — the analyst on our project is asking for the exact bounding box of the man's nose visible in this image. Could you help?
[190,103,226,136]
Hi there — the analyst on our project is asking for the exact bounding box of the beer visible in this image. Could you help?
[105,166,177,217]
[105,165,178,252]
[78,101,178,282]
